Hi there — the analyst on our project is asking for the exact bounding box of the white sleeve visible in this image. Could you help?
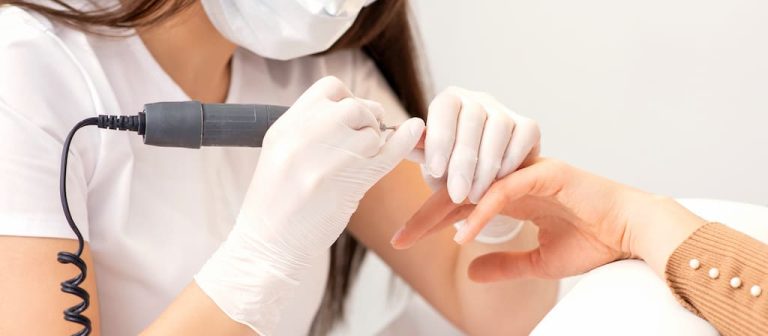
[0,9,100,241]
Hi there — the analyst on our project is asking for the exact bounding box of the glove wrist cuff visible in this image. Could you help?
[194,214,310,335]
[195,230,301,335]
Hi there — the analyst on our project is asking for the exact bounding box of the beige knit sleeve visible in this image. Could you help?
[666,223,767,335]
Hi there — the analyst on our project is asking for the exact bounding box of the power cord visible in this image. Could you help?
[57,103,281,334]
[58,114,144,335]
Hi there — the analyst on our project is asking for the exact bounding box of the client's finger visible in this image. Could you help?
[423,204,476,237]
[457,159,561,244]
[392,187,461,249]
[406,132,427,163]
[468,249,544,282]
[416,131,425,150]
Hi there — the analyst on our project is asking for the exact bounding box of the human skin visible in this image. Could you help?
[393,158,707,282]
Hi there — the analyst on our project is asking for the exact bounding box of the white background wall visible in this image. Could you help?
[344,1,768,334]
[411,0,768,205]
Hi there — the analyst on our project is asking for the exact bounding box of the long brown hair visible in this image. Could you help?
[0,0,428,333]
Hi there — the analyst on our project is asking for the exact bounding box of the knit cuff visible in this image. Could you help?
[665,223,768,335]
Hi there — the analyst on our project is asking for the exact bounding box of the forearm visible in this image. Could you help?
[453,222,558,335]
[1,237,256,336]
[143,282,255,336]
[0,237,102,335]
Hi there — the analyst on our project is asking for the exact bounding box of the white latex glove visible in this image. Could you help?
[413,87,539,244]
[195,76,424,335]
[422,87,540,204]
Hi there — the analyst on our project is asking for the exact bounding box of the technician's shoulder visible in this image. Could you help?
[0,6,100,121]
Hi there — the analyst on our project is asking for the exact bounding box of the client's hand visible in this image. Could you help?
[395,158,706,281]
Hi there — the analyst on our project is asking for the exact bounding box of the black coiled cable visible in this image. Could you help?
[58,115,144,335]
[58,117,97,336]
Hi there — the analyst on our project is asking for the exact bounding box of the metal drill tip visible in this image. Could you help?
[379,122,398,131]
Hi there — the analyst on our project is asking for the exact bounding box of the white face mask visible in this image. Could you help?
[201,0,378,60]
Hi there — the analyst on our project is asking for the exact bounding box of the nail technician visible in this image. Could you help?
[0,0,556,335]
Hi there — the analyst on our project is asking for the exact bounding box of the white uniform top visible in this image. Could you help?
[0,6,408,335]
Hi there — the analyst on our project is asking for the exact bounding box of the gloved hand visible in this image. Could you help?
[422,87,540,204]
[405,87,539,246]
[195,76,425,335]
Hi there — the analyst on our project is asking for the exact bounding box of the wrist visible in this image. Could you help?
[628,194,706,276]
[195,247,299,335]
[194,219,305,335]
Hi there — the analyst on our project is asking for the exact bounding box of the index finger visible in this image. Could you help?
[416,131,425,150]
[456,159,563,244]
[392,186,462,249]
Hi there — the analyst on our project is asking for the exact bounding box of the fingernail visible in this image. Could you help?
[390,228,407,248]
[448,174,471,203]
[429,154,447,177]
[453,226,469,244]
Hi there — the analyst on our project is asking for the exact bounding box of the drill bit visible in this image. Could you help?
[379,122,398,131]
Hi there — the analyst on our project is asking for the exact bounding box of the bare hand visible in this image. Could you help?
[392,158,698,281]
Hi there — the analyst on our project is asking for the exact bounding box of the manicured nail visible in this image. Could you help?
[390,228,406,248]
[448,173,470,204]
[429,154,447,178]
[453,226,469,244]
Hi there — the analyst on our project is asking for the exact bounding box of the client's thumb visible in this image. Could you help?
[468,249,543,282]
[377,117,425,166]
